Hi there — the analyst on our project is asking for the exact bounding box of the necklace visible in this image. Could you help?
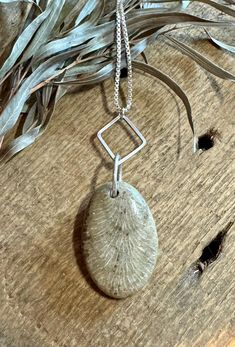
[83,0,158,299]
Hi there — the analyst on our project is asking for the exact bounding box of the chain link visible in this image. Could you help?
[114,0,133,117]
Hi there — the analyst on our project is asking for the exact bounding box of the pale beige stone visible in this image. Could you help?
[83,181,158,299]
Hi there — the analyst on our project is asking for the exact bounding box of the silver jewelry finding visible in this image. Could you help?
[111,154,122,198]
[97,0,146,185]
[97,114,147,165]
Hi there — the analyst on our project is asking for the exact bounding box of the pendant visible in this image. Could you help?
[83,181,158,299]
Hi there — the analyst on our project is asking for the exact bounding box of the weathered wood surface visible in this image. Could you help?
[0,4,235,347]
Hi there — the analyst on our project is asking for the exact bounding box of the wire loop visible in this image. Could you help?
[111,154,122,198]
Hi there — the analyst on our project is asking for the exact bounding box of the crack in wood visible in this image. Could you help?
[181,222,234,289]
[194,221,234,277]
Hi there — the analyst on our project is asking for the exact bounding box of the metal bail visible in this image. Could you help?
[111,154,122,198]
[119,108,126,119]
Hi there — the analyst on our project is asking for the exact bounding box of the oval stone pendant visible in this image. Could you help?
[83,181,158,299]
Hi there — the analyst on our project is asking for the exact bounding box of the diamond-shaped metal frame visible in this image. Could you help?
[97,115,147,165]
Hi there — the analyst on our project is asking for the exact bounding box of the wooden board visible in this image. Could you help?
[0,4,235,347]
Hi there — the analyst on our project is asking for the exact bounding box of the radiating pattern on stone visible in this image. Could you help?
[83,182,158,299]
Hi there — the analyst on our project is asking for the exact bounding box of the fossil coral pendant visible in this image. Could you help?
[83,181,158,299]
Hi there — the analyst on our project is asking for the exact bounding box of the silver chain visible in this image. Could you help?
[97,0,147,197]
[114,0,133,117]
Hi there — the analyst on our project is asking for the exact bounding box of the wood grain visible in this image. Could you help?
[0,3,30,60]
[0,4,235,347]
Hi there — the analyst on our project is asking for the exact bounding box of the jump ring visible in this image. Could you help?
[111,154,122,198]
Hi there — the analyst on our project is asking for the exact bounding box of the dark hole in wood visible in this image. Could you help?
[120,67,128,78]
[198,134,214,151]
[196,221,233,274]
[198,128,221,151]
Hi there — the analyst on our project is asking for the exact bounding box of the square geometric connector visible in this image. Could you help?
[97,115,147,165]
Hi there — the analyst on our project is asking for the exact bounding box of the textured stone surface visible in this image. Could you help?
[83,181,158,299]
